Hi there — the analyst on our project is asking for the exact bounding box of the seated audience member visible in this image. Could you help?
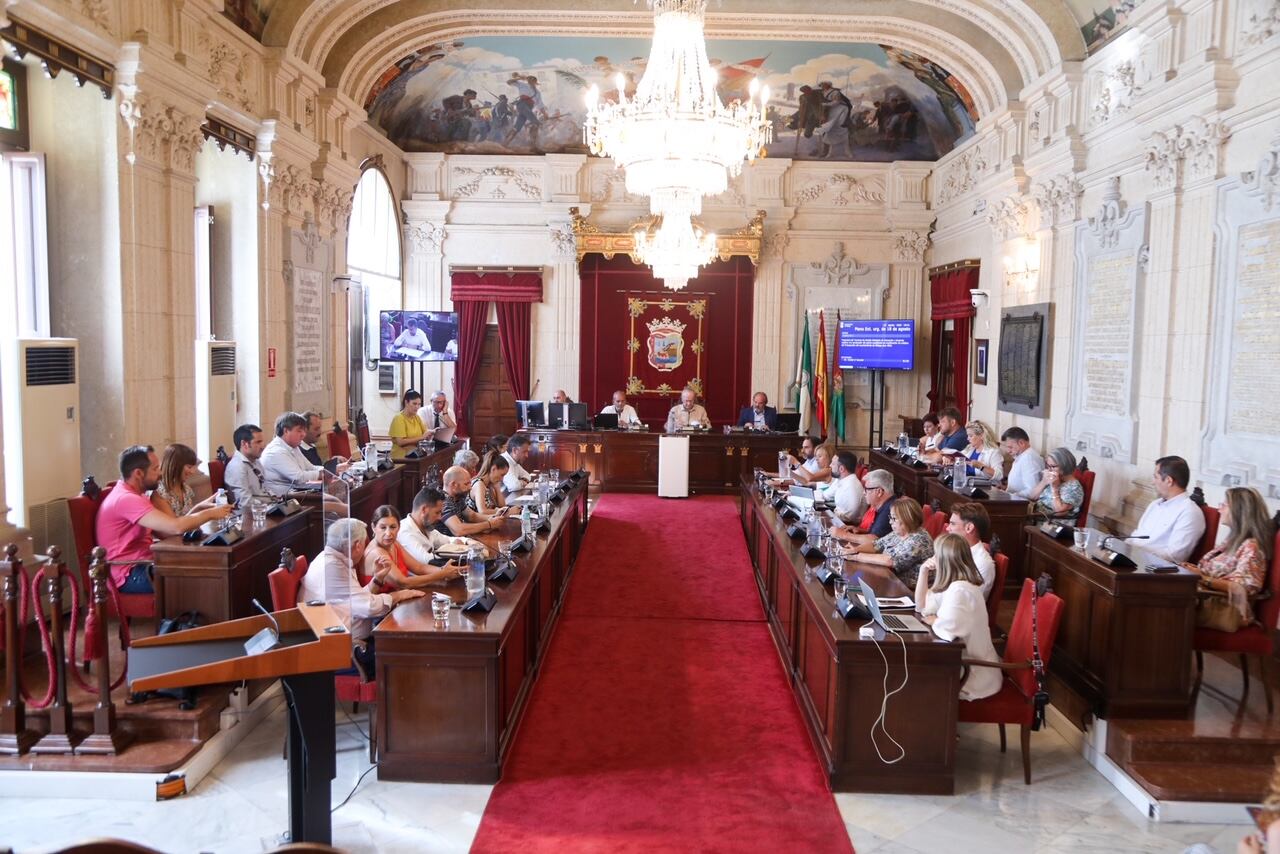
[1000,426,1044,499]
[781,436,820,480]
[454,448,481,477]
[1131,455,1207,564]
[832,469,896,543]
[442,466,506,537]
[392,317,431,353]
[483,433,508,457]
[96,445,233,593]
[914,533,1002,700]
[551,389,572,405]
[1184,487,1275,632]
[300,411,337,466]
[665,387,710,431]
[600,390,641,426]
[830,451,867,525]
[846,496,934,587]
[1025,447,1085,519]
[388,390,427,460]
[363,505,465,589]
[151,443,222,518]
[262,412,345,493]
[223,423,268,505]
[961,420,1005,479]
[737,392,779,430]
[793,443,834,488]
[925,407,969,460]
[917,502,995,598]
[471,451,511,517]
[299,518,424,672]
[501,435,534,494]
[426,391,457,445]
[398,487,481,565]
[917,413,940,455]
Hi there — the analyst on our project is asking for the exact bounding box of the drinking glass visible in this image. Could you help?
[431,594,450,621]
[1073,528,1089,551]
[499,540,514,562]
[832,573,847,602]
[250,498,268,529]
[550,468,560,484]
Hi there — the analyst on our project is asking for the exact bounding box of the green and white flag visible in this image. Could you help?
[794,317,812,435]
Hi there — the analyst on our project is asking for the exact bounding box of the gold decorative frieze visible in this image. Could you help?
[569,207,765,265]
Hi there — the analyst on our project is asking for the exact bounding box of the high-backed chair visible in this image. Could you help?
[1193,518,1280,713]
[1074,458,1096,528]
[355,412,371,447]
[924,508,948,539]
[328,423,353,460]
[958,578,1065,784]
[67,478,154,622]
[987,551,1010,633]
[1188,489,1221,564]
[267,548,307,613]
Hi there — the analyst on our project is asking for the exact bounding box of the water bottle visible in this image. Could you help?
[466,545,486,598]
[898,432,909,453]
[953,456,967,489]
[520,503,533,539]
[365,443,378,472]
[806,507,821,546]
[778,451,788,481]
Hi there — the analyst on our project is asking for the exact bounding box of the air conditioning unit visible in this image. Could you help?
[378,362,400,396]
[196,340,237,464]
[2,338,80,528]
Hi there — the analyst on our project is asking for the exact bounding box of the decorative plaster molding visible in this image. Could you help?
[765,231,791,261]
[315,180,353,231]
[936,142,991,206]
[1242,0,1280,47]
[299,215,323,265]
[257,154,274,210]
[1031,174,1085,228]
[589,167,642,205]
[1144,117,1229,192]
[792,173,886,207]
[1241,128,1280,212]
[127,94,204,173]
[405,221,445,256]
[269,163,317,218]
[811,243,870,286]
[116,83,140,165]
[79,0,110,32]
[282,259,294,284]
[203,33,253,112]
[549,222,576,258]
[453,166,541,200]
[1087,177,1127,249]
[893,231,929,263]
[1089,60,1137,129]
[985,194,1033,242]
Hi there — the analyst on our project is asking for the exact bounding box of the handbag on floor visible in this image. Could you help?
[1195,588,1250,633]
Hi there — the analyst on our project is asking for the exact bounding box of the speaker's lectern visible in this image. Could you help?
[128,603,352,845]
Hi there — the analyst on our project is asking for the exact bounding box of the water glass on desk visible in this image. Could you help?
[1073,527,1089,551]
[832,572,847,603]
[430,593,451,622]
[249,498,268,529]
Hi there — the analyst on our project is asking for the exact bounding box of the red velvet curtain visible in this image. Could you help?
[452,301,489,437]
[927,266,980,419]
[496,301,532,401]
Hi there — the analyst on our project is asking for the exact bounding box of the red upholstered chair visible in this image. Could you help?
[328,424,353,460]
[1193,523,1280,713]
[987,551,1010,633]
[1074,466,1096,528]
[958,578,1065,784]
[355,413,371,447]
[68,480,153,621]
[1189,501,1221,565]
[207,460,225,493]
[267,549,307,612]
[856,464,869,481]
[924,509,948,539]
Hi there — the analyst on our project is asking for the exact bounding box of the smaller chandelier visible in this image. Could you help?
[633,215,718,291]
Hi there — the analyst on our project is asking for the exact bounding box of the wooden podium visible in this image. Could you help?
[128,603,352,844]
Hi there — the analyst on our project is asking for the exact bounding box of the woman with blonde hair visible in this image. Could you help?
[151,443,222,518]
[961,420,1004,479]
[846,496,934,586]
[915,533,1002,700]
[1186,487,1277,632]
[470,450,510,518]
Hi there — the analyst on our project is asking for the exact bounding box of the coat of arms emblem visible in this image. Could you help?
[645,317,686,372]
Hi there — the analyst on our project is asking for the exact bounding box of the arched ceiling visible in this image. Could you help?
[260,0,1087,118]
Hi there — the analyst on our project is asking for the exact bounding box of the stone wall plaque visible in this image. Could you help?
[292,267,325,395]
[997,302,1051,418]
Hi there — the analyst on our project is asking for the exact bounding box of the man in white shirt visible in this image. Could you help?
[261,412,347,493]
[1131,455,1206,564]
[600,390,640,426]
[1000,426,1045,499]
[392,317,431,354]
[426,391,457,445]
[397,487,479,564]
[298,518,423,672]
[665,387,710,431]
[917,501,997,599]
[501,435,534,494]
[223,423,268,505]
[784,436,820,477]
[830,450,867,525]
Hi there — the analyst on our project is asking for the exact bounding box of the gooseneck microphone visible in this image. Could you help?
[1100,534,1150,551]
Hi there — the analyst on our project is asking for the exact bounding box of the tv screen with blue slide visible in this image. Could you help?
[837,319,915,371]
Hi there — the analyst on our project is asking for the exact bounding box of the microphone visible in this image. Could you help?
[1100,534,1149,551]
[244,598,282,655]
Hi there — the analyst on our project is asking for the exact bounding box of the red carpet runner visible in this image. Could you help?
[472,494,853,853]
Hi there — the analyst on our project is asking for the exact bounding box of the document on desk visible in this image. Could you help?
[857,594,916,610]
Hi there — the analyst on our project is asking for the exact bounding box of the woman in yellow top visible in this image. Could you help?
[388,389,427,460]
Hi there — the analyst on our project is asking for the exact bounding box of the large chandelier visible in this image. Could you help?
[583,0,773,223]
[633,216,718,291]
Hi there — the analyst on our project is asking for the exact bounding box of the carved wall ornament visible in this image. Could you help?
[315,181,353,231]
[1242,0,1280,47]
[985,195,1033,242]
[405,222,446,256]
[549,222,576,258]
[765,230,791,261]
[453,166,541,200]
[79,0,110,32]
[1090,60,1137,128]
[1031,174,1085,228]
[257,153,274,210]
[793,173,886,207]
[281,259,294,284]
[590,168,643,205]
[128,95,204,173]
[117,84,141,165]
[269,163,317,217]
[936,143,991,206]
[299,215,323,265]
[812,243,870,286]
[893,230,929,262]
[205,37,253,112]
[1088,177,1128,249]
[1144,117,1230,191]
[1241,128,1280,212]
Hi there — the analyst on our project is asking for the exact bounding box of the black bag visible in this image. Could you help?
[130,611,205,710]
[157,610,203,636]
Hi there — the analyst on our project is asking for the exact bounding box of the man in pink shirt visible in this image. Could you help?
[95,445,233,593]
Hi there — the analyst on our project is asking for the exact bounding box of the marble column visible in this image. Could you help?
[750,229,788,403]
[538,215,582,400]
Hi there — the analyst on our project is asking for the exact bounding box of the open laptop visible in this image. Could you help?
[856,576,930,633]
[594,412,619,430]
[786,484,815,511]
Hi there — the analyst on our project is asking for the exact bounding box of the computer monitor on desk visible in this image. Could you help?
[516,400,545,429]
[547,402,589,430]
[594,412,619,431]
[775,412,801,433]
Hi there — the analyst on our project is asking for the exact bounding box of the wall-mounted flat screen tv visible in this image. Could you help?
[836,319,915,371]
[380,310,458,362]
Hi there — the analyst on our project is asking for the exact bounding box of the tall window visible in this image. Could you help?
[346,168,402,416]
[0,152,50,338]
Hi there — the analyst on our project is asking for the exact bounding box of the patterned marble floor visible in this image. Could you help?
[0,700,1252,854]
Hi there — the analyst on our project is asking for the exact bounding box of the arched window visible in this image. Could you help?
[346,167,402,427]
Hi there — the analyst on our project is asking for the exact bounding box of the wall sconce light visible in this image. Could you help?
[1003,238,1040,289]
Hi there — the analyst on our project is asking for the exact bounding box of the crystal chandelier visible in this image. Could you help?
[583,0,773,223]
[633,215,718,291]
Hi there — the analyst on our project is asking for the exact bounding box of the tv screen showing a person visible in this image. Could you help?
[381,310,459,362]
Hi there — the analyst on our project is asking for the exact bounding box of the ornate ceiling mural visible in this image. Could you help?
[364,36,978,162]
[1068,0,1136,53]
[223,0,274,40]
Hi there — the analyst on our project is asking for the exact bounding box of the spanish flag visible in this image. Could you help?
[814,311,829,438]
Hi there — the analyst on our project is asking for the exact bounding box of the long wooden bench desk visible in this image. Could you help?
[394,440,462,508]
[868,448,936,506]
[295,464,405,555]
[739,476,962,794]
[374,476,590,783]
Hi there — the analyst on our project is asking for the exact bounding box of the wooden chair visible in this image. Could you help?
[1074,458,1095,528]
[1193,519,1280,713]
[1188,488,1221,564]
[328,423,353,460]
[987,551,1010,634]
[924,508,948,539]
[67,478,154,622]
[267,548,307,613]
[958,578,1065,784]
[355,411,371,447]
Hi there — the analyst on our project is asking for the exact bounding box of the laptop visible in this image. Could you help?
[775,412,801,432]
[856,576,930,633]
[595,412,619,431]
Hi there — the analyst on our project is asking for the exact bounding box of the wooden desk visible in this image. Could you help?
[394,441,462,509]
[739,477,961,794]
[868,449,936,505]
[1024,528,1196,722]
[296,465,405,555]
[150,509,312,623]
[374,478,590,783]
[926,479,1029,590]
[521,429,797,494]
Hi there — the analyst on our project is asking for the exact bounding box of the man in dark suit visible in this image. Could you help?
[737,392,778,430]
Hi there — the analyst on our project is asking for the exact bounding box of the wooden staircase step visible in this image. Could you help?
[1125,761,1272,803]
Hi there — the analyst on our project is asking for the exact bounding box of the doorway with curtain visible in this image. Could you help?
[470,324,516,445]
